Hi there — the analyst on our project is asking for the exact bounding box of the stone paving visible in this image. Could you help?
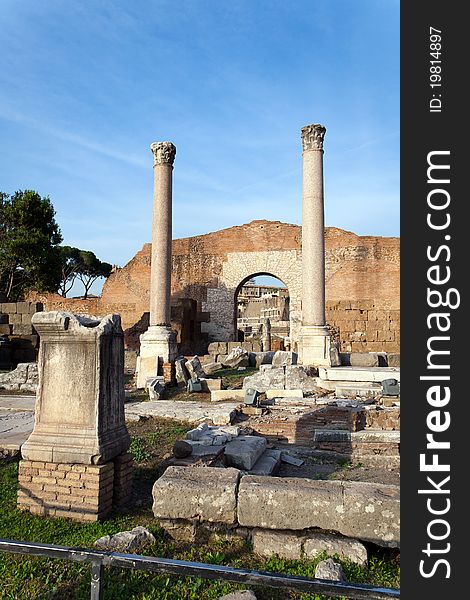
[0,394,241,454]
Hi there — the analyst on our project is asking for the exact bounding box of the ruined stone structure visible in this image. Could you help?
[97,221,399,353]
[30,221,399,354]
[18,312,132,521]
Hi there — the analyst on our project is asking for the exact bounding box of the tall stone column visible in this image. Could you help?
[136,141,178,388]
[300,124,339,367]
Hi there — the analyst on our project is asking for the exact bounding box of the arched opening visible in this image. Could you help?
[234,273,290,349]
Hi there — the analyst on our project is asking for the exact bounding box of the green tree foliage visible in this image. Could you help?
[0,190,62,300]
[58,245,81,297]
[75,250,112,299]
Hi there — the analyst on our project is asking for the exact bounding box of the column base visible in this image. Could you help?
[136,326,178,388]
[299,325,341,367]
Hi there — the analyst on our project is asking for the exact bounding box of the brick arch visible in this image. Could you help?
[201,250,303,344]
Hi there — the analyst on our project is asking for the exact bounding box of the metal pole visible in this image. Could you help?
[90,561,104,600]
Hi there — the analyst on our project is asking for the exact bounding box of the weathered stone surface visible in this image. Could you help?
[242,367,285,392]
[94,526,156,552]
[349,353,379,368]
[185,356,206,379]
[152,466,240,524]
[175,357,190,384]
[315,558,346,582]
[248,449,281,476]
[126,400,238,426]
[199,378,222,392]
[21,312,130,465]
[303,532,368,566]
[203,362,223,375]
[284,365,319,391]
[210,389,245,402]
[237,476,399,547]
[266,389,303,399]
[173,440,193,458]
[387,353,400,367]
[223,347,250,368]
[147,377,165,400]
[272,351,298,366]
[224,436,267,470]
[319,366,400,383]
[252,529,304,560]
[252,352,275,368]
[217,591,257,600]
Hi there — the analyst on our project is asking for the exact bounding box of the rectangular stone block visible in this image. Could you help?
[210,389,245,402]
[12,324,33,335]
[29,302,44,314]
[16,302,30,314]
[1,303,17,313]
[238,476,399,547]
[199,378,222,392]
[0,324,12,335]
[10,314,22,324]
[152,466,240,524]
[21,313,32,325]
[224,436,267,470]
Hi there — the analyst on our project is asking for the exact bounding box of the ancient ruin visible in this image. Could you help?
[17,312,132,520]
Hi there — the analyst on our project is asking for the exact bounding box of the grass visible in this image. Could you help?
[0,417,400,599]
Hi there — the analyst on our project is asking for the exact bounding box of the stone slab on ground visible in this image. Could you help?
[152,466,240,524]
[251,529,367,566]
[199,378,222,392]
[248,449,281,476]
[125,400,239,426]
[319,367,400,383]
[334,382,383,399]
[210,389,246,402]
[0,395,36,412]
[0,410,35,450]
[224,436,267,470]
[237,476,400,547]
[266,389,303,399]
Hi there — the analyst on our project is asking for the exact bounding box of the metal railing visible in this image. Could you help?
[0,538,400,600]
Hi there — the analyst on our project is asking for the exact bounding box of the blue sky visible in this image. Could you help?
[0,0,399,293]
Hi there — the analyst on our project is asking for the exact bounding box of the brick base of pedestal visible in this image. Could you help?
[17,452,134,521]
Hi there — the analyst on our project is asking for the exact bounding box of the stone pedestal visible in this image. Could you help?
[136,326,177,388]
[136,141,178,388]
[300,325,339,368]
[299,124,339,367]
[18,311,133,521]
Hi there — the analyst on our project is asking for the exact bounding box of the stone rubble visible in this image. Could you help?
[0,362,38,393]
[185,356,206,379]
[94,526,156,553]
[223,347,250,369]
[314,558,347,582]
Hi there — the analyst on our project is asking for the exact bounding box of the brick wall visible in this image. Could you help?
[326,300,400,353]
[27,221,400,353]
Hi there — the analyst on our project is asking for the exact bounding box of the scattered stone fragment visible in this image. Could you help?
[203,362,223,375]
[223,347,250,368]
[217,590,257,600]
[175,357,190,384]
[272,351,298,366]
[303,533,368,567]
[185,356,206,379]
[248,449,281,475]
[314,558,346,582]
[147,377,165,400]
[94,526,156,552]
[280,453,304,467]
[224,435,267,470]
[173,440,193,458]
[349,353,379,368]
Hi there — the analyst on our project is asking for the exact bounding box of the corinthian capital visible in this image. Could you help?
[150,141,176,166]
[301,124,326,151]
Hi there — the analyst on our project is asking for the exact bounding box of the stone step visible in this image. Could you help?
[248,449,282,476]
[224,435,267,470]
[319,366,400,383]
[334,382,383,399]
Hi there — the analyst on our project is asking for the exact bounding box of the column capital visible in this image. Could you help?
[150,141,176,166]
[301,124,326,151]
